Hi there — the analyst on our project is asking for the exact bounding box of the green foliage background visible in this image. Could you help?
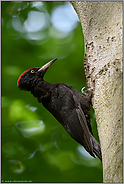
[2,1,103,183]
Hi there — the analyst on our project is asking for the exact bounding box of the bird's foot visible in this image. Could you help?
[81,86,91,96]
[81,86,93,104]
[81,87,87,96]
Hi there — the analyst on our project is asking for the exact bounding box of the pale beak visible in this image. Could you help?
[38,58,58,74]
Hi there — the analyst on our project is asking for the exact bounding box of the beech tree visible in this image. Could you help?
[71,1,123,183]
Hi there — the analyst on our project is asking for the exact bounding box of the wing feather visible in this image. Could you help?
[58,86,94,156]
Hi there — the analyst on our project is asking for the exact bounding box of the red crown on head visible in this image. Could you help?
[17,67,39,86]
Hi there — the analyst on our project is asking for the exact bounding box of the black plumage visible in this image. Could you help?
[17,58,102,162]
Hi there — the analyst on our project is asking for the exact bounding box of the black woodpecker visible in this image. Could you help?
[17,58,102,162]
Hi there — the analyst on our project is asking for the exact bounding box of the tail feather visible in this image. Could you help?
[93,146,102,162]
[90,133,102,162]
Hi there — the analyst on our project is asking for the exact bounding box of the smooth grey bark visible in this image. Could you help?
[71,1,123,183]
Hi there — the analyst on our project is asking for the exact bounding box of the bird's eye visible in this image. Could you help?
[31,70,35,73]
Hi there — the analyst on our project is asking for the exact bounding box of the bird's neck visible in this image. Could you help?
[31,80,54,102]
[39,80,54,90]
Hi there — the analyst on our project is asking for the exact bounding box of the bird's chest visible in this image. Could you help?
[42,86,68,120]
[42,87,63,111]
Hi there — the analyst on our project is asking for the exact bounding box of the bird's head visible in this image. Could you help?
[17,58,57,91]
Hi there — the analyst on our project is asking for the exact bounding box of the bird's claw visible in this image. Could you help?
[81,87,87,96]
[81,86,93,105]
[81,86,91,96]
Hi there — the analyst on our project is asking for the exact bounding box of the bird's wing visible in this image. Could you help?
[58,85,94,156]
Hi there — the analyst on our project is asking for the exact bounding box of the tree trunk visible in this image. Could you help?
[71,1,123,183]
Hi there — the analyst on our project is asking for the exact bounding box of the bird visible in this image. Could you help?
[17,58,102,162]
